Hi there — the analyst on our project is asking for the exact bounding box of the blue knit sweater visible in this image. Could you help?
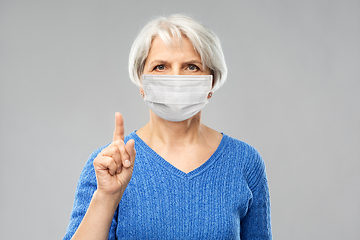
[64,131,272,239]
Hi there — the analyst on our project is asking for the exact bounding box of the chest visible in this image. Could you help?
[115,160,253,239]
[152,143,218,174]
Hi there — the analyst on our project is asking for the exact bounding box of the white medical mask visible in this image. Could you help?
[142,74,213,122]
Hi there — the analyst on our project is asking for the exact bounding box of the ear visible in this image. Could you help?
[207,92,213,99]
[140,87,145,98]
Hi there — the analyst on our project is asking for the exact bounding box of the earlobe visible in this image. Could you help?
[207,92,213,99]
[140,88,145,98]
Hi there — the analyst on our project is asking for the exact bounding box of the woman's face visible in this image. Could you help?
[143,36,211,76]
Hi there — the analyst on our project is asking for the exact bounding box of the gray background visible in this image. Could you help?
[1,0,359,239]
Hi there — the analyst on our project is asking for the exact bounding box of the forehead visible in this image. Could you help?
[147,36,201,60]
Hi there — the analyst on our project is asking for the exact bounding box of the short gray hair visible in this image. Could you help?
[128,14,227,92]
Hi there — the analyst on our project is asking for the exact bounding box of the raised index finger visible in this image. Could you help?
[113,112,124,142]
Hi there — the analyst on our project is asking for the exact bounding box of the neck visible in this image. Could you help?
[137,110,205,147]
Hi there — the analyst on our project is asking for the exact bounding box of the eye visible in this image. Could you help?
[153,65,165,71]
[187,64,200,71]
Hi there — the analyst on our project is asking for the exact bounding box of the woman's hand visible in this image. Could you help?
[93,112,136,201]
[71,113,136,240]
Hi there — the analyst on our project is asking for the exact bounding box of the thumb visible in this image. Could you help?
[125,139,136,168]
[118,139,136,185]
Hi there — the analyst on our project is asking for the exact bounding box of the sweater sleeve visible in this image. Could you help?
[240,149,272,240]
[63,145,118,240]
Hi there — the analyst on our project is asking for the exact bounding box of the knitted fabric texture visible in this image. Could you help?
[63,131,272,239]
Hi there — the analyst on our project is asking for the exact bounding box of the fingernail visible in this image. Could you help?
[125,160,131,167]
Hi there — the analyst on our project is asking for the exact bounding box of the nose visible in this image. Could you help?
[169,63,183,75]
[169,69,181,75]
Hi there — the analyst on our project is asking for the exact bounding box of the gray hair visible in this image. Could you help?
[128,14,227,92]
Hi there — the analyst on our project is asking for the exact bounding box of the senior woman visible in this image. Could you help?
[64,14,272,240]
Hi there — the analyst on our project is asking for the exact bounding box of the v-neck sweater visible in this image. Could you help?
[63,131,272,240]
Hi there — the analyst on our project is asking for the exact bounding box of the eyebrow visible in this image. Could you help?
[148,60,168,66]
[148,60,203,66]
[183,60,203,66]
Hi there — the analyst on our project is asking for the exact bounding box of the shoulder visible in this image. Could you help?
[83,131,140,169]
[222,133,263,163]
[80,131,138,178]
[222,133,266,189]
[124,130,137,144]
[85,143,110,165]
[87,130,138,163]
